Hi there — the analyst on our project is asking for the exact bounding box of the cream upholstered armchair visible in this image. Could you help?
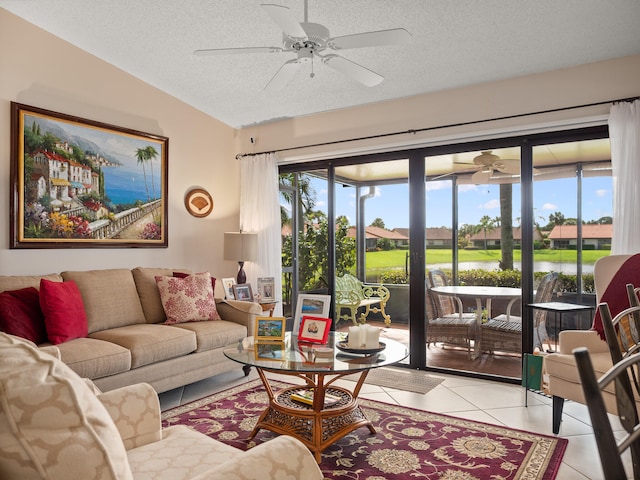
[544,254,635,434]
[0,332,322,480]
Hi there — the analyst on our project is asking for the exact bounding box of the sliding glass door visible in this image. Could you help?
[279,126,611,381]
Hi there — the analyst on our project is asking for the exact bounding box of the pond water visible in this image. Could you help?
[429,261,593,275]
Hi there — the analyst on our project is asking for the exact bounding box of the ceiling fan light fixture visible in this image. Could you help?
[473,151,500,165]
[195,2,410,90]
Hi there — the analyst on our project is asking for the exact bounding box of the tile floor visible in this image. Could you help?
[158,369,630,480]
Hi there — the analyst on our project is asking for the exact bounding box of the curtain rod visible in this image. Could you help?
[235,95,639,159]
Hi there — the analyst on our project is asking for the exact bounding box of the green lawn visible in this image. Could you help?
[364,248,608,270]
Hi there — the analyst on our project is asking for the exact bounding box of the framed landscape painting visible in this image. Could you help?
[10,102,168,248]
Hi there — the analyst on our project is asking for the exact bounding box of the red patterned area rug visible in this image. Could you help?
[162,379,567,480]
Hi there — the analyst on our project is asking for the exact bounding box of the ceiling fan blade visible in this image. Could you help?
[495,160,521,175]
[264,59,302,91]
[261,4,307,39]
[328,28,411,50]
[471,169,493,184]
[194,46,285,56]
[322,54,383,87]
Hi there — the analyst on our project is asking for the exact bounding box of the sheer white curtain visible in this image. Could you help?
[238,152,283,315]
[609,99,640,254]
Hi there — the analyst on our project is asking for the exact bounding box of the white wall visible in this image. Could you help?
[0,10,242,277]
[238,55,640,161]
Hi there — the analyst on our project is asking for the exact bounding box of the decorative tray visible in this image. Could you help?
[335,341,386,355]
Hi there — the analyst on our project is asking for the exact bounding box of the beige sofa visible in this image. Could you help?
[544,254,633,434]
[0,267,262,393]
[0,332,323,480]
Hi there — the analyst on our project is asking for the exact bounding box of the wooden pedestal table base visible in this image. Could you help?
[248,368,376,462]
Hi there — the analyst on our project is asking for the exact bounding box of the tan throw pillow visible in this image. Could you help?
[0,332,134,480]
[155,272,220,325]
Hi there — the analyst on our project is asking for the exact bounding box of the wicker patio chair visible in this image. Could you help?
[479,272,558,355]
[426,275,477,357]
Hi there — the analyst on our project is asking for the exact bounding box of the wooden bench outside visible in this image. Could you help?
[335,273,391,326]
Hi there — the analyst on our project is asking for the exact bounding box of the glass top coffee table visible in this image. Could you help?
[224,332,408,462]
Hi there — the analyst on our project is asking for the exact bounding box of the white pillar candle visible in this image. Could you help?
[365,325,381,349]
[359,324,367,347]
[348,326,361,348]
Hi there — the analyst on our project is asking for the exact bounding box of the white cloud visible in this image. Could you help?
[542,203,557,210]
[596,189,607,197]
[426,180,452,192]
[481,199,500,209]
[316,200,326,208]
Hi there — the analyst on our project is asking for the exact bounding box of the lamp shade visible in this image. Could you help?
[224,232,258,262]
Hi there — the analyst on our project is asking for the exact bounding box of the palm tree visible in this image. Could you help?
[279,173,315,226]
[135,147,151,203]
[144,146,159,200]
[478,215,496,250]
[499,183,514,270]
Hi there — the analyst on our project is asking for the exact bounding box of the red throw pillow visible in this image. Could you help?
[173,271,216,293]
[39,279,88,345]
[0,287,47,344]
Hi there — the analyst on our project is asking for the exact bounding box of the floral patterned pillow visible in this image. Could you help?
[155,272,220,325]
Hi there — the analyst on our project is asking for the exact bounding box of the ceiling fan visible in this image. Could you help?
[194,1,411,90]
[452,151,529,183]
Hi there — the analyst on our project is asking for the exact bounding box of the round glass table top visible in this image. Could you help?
[224,332,408,374]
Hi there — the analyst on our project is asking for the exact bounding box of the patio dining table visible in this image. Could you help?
[430,285,522,358]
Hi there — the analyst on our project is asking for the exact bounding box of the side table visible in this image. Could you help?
[524,302,594,406]
[259,301,278,317]
[528,301,595,352]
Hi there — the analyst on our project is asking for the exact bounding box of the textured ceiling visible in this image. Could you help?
[2,0,640,128]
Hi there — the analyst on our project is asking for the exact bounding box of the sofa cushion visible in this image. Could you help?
[0,287,47,344]
[0,332,133,480]
[54,337,132,379]
[40,279,89,345]
[173,320,247,352]
[132,267,192,324]
[90,324,196,369]
[155,272,220,325]
[62,269,146,333]
[0,273,63,293]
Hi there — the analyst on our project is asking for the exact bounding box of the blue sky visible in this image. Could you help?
[304,175,612,229]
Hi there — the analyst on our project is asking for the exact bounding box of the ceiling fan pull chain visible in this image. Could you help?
[310,55,315,78]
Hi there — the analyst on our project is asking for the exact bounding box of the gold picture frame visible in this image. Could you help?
[10,102,168,248]
[255,316,285,342]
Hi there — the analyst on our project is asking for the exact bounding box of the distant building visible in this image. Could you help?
[547,224,612,249]
[469,226,543,248]
[347,226,409,250]
[393,227,454,248]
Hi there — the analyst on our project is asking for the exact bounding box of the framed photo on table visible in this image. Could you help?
[257,277,275,302]
[255,316,285,342]
[221,277,236,299]
[292,294,331,335]
[298,316,332,344]
[232,283,253,301]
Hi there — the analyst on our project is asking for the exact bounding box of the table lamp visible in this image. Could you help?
[224,231,258,284]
